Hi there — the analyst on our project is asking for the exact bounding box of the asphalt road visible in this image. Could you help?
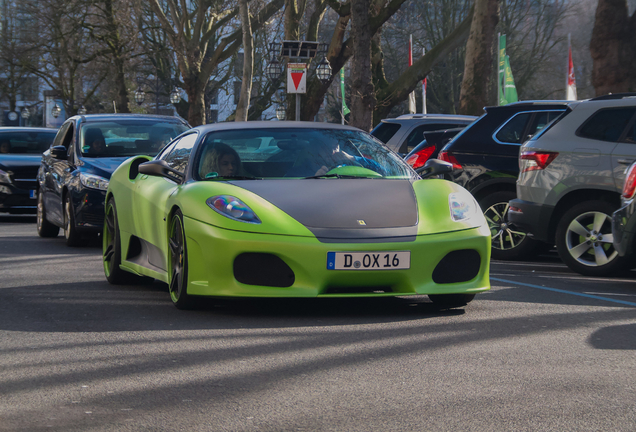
[1,215,635,432]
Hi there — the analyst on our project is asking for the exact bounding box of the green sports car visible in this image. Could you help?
[103,121,491,309]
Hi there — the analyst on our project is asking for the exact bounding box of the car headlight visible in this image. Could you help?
[80,173,109,191]
[0,169,12,184]
[206,195,261,224]
[449,191,480,222]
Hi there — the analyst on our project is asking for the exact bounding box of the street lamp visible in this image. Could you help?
[21,108,30,120]
[169,86,181,104]
[316,57,332,83]
[78,105,87,115]
[266,57,283,81]
[276,105,286,120]
[134,85,145,105]
[51,104,61,118]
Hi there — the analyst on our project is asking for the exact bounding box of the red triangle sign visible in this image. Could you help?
[291,72,304,90]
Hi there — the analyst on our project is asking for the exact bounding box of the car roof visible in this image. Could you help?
[68,113,189,124]
[0,127,57,133]
[382,114,477,123]
[484,100,574,113]
[192,121,364,133]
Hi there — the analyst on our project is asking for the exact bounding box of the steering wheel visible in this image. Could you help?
[325,165,383,177]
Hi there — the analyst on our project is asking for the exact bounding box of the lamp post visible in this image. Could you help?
[135,73,180,113]
[266,40,332,121]
[51,104,61,118]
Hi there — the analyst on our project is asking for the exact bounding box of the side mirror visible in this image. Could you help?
[416,158,453,179]
[139,159,184,180]
[51,145,67,160]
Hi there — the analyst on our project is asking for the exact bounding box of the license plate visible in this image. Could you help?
[327,251,410,270]
[29,190,36,199]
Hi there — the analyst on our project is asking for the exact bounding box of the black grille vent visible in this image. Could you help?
[432,249,481,284]
[233,253,295,288]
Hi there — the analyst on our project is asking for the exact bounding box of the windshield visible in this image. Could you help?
[0,131,57,155]
[195,128,418,180]
[80,120,189,158]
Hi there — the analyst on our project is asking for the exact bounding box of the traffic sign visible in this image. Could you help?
[287,63,307,94]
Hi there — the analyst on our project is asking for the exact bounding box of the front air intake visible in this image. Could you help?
[233,253,295,287]
[432,249,481,284]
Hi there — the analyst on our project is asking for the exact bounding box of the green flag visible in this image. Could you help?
[498,34,518,105]
[340,69,350,116]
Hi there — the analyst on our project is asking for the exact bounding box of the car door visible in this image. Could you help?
[609,107,636,190]
[43,121,75,225]
[133,133,198,253]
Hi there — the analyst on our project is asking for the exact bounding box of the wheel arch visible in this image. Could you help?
[471,179,517,203]
[548,189,621,242]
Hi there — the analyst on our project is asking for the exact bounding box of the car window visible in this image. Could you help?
[620,118,636,144]
[79,120,189,158]
[163,133,198,173]
[0,131,57,154]
[51,122,71,148]
[495,113,532,144]
[527,111,565,139]
[196,128,418,180]
[577,107,636,142]
[370,122,401,144]
[402,124,467,153]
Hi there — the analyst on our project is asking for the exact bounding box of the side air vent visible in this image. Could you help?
[233,253,295,288]
[432,249,481,284]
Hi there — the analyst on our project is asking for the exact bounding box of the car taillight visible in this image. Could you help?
[438,150,462,170]
[406,145,435,169]
[520,151,558,173]
[622,163,636,199]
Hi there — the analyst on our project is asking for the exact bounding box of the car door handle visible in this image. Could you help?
[618,159,634,165]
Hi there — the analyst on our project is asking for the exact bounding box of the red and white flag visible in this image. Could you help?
[408,35,416,114]
[566,35,577,101]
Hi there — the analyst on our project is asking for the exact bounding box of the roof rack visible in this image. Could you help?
[589,93,636,101]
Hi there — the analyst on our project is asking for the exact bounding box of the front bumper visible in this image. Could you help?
[612,199,636,257]
[181,217,491,298]
[0,182,37,213]
[72,188,106,232]
[508,198,555,243]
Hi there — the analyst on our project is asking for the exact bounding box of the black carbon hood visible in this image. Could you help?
[230,179,418,242]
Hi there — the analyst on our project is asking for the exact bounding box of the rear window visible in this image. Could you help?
[402,123,469,153]
[0,131,57,154]
[577,107,636,142]
[370,122,401,144]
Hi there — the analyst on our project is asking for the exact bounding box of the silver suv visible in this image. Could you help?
[371,114,476,155]
[509,93,636,276]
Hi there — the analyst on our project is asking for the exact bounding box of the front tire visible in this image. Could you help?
[64,194,82,247]
[168,209,195,310]
[429,294,475,309]
[480,191,542,260]
[555,200,629,276]
[36,189,59,238]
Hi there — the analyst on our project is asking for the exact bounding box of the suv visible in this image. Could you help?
[437,101,569,260]
[371,114,476,155]
[509,94,636,276]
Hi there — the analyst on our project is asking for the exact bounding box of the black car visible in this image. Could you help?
[0,127,58,214]
[437,101,569,260]
[404,127,465,170]
[36,114,190,246]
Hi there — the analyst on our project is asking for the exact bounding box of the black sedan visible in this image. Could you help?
[36,114,190,246]
[0,127,58,214]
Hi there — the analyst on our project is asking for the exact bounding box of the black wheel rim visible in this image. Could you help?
[169,215,185,302]
[103,203,116,274]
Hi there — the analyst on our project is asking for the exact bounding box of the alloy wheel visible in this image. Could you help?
[103,203,116,268]
[64,198,72,240]
[484,201,526,250]
[36,191,44,232]
[169,215,185,301]
[565,211,617,267]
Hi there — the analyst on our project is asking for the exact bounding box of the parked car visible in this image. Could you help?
[371,114,477,155]
[103,121,491,310]
[404,127,465,170]
[36,114,190,246]
[509,93,636,276]
[437,101,570,260]
[612,161,636,259]
[0,127,58,214]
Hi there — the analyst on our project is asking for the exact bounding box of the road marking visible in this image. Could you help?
[491,277,636,307]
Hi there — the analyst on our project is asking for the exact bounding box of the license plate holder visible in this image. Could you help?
[327,251,410,270]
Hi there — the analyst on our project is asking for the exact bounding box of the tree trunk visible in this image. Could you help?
[349,0,375,131]
[235,0,253,122]
[458,0,499,116]
[590,0,636,95]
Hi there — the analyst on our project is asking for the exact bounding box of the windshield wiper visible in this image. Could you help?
[303,174,376,179]
[204,175,261,180]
